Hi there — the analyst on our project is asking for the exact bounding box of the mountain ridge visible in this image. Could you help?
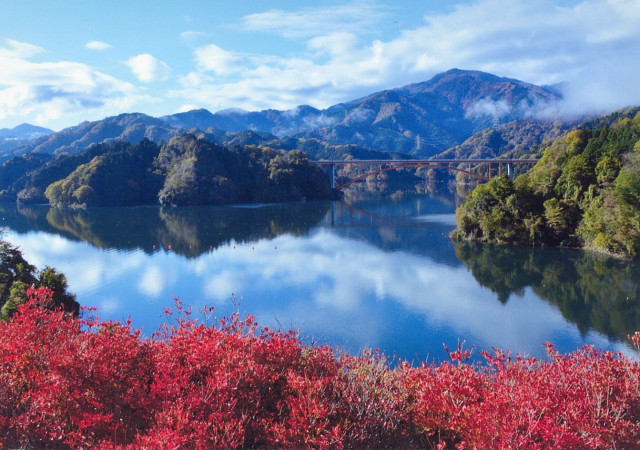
[0,123,54,141]
[0,69,565,162]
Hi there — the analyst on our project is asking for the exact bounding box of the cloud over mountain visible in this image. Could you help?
[0,1,638,130]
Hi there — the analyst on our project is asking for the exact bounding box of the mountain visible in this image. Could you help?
[0,123,54,141]
[435,119,571,160]
[0,69,564,163]
[24,113,182,157]
[163,69,562,158]
[436,106,640,161]
[0,124,55,162]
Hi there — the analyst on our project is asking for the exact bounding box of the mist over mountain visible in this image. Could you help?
[0,69,568,164]
[0,124,54,141]
[0,124,55,161]
[164,69,562,157]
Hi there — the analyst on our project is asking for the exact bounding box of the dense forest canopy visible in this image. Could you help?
[0,237,78,320]
[453,111,640,257]
[0,135,336,207]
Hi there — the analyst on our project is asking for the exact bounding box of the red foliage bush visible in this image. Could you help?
[1,290,639,448]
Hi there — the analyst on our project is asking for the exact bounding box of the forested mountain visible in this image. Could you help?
[1,135,335,207]
[437,106,640,161]
[453,110,640,257]
[0,123,53,141]
[436,119,571,160]
[11,113,183,159]
[164,69,561,157]
[0,69,563,164]
[0,124,55,161]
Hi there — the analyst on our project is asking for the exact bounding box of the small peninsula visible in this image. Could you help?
[1,134,336,207]
[452,110,640,258]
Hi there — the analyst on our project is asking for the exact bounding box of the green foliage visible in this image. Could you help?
[38,134,333,207]
[452,175,533,244]
[0,237,78,320]
[45,139,163,207]
[0,281,28,321]
[454,111,640,257]
[454,241,640,338]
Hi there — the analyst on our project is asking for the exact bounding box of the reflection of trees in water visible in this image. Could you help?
[5,202,330,258]
[325,197,462,267]
[154,203,330,257]
[455,241,640,341]
[341,181,463,209]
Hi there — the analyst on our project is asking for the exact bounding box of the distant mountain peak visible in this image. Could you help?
[2,69,570,160]
[0,123,54,141]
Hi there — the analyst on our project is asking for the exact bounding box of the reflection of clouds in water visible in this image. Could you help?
[413,214,457,225]
[7,232,146,293]
[203,270,248,303]
[97,297,121,315]
[184,231,627,357]
[138,265,176,298]
[4,229,632,359]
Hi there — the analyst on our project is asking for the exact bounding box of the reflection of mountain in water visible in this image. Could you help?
[324,194,463,267]
[455,242,640,341]
[1,202,330,258]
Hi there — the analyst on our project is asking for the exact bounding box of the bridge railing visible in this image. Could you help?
[314,158,539,190]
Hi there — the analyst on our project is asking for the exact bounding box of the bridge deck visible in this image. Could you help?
[314,158,539,165]
[314,158,539,190]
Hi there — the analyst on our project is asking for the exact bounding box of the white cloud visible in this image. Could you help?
[172,0,640,119]
[85,40,111,51]
[194,44,243,76]
[466,98,512,119]
[2,38,43,58]
[0,38,144,127]
[125,53,171,83]
[180,31,211,44]
[241,1,388,39]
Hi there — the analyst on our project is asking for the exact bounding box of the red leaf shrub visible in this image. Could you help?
[1,291,639,448]
[0,288,154,448]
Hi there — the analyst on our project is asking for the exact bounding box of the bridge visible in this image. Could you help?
[314,158,539,190]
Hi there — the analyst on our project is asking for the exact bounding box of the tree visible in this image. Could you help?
[0,237,78,320]
[454,112,640,257]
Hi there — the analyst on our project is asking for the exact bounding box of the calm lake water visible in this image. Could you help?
[1,192,639,363]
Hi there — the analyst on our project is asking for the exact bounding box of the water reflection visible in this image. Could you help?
[1,202,329,257]
[455,242,640,342]
[1,196,638,363]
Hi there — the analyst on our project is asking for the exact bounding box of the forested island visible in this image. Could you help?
[0,134,336,207]
[453,111,640,258]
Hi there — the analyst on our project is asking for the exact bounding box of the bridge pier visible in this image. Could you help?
[315,158,538,190]
[327,163,336,189]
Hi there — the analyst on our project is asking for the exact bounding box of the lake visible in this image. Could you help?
[1,191,639,364]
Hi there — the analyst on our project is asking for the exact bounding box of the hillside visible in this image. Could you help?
[437,106,640,161]
[0,69,563,163]
[452,109,640,257]
[436,119,570,160]
[0,124,55,162]
[0,135,335,207]
[168,69,561,157]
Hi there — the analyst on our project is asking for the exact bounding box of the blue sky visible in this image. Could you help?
[0,0,638,131]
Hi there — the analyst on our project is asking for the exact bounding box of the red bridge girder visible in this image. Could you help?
[315,158,538,190]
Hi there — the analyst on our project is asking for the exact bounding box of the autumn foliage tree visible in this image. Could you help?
[0,238,78,320]
[1,289,640,448]
[453,111,640,257]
